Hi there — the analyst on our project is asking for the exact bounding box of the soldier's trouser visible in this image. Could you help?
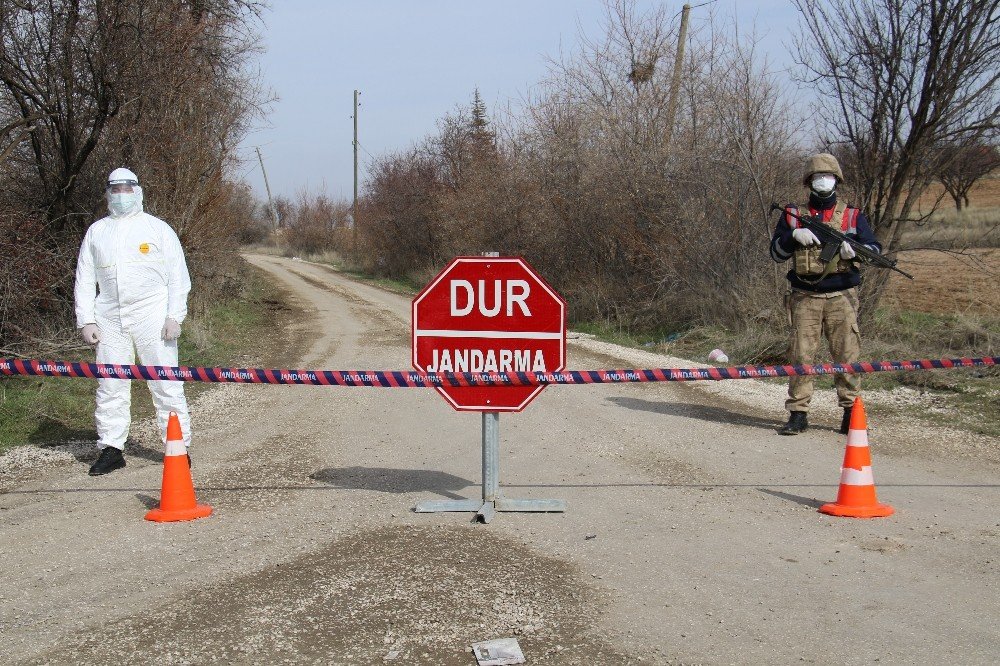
[785,287,861,413]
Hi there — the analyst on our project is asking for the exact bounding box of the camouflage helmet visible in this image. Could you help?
[802,153,844,186]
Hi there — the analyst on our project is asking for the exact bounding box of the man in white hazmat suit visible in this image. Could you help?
[74,168,193,476]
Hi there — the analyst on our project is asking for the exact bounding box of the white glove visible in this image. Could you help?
[792,228,821,246]
[161,318,182,341]
[80,323,101,345]
[840,241,857,260]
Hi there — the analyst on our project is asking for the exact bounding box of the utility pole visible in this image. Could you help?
[255,146,279,228]
[664,3,691,149]
[353,89,359,247]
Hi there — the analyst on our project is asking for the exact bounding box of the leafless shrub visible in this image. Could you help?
[353,0,799,335]
[358,148,446,278]
[0,0,270,351]
[282,191,350,256]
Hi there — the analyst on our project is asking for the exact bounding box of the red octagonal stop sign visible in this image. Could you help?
[412,256,566,411]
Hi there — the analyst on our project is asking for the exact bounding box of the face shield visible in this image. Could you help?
[106,174,143,217]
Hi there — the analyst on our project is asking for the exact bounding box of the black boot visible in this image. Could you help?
[839,407,853,435]
[779,411,808,435]
[88,447,126,476]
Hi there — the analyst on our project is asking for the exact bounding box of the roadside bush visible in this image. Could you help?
[350,3,799,334]
[0,1,269,353]
[0,210,77,354]
[277,192,351,256]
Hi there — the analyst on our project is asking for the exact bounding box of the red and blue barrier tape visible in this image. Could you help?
[1,357,995,387]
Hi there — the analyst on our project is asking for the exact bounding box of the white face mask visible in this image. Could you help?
[108,190,141,217]
[811,174,837,195]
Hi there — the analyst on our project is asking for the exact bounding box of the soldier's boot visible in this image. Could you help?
[88,447,126,476]
[839,406,853,435]
[779,411,808,435]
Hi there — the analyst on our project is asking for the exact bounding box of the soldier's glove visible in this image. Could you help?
[840,241,856,260]
[80,323,101,346]
[161,318,182,341]
[792,228,821,246]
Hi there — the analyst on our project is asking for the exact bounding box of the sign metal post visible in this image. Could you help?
[415,410,565,523]
[411,255,567,522]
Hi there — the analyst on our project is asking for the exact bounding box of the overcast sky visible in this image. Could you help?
[239,1,800,201]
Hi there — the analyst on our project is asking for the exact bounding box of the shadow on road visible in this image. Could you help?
[135,493,159,509]
[311,466,474,500]
[27,433,163,466]
[607,396,782,431]
[757,487,825,508]
[607,396,843,434]
[28,418,95,449]
[119,442,164,463]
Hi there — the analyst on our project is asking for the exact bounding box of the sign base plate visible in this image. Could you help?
[415,496,566,524]
[414,411,565,523]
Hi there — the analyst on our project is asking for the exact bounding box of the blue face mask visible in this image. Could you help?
[108,191,141,217]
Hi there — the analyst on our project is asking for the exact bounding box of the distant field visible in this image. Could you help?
[900,175,1000,249]
[905,176,1000,313]
[885,248,999,315]
[914,174,1000,210]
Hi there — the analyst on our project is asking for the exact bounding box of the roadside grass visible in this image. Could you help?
[880,384,1000,440]
[570,320,680,351]
[337,267,423,296]
[245,244,424,295]
[0,262,288,454]
[0,377,96,450]
[584,305,998,436]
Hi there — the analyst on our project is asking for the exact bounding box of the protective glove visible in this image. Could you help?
[161,318,182,341]
[840,241,857,260]
[80,323,101,345]
[792,228,821,246]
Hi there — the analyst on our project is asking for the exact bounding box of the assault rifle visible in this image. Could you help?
[770,202,914,280]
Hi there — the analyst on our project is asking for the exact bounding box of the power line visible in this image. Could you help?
[356,140,379,165]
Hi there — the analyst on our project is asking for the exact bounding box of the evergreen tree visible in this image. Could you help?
[469,88,495,152]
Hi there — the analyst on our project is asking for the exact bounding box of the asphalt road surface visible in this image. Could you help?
[1,255,997,665]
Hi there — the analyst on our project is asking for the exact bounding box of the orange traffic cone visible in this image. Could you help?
[819,397,894,518]
[145,412,212,522]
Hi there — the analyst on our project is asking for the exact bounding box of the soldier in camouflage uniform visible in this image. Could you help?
[769,153,882,435]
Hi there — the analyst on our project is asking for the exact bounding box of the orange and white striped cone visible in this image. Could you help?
[819,397,893,518]
[145,412,212,523]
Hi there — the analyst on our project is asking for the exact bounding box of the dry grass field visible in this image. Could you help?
[885,248,999,315]
[914,173,1000,210]
[898,175,1000,250]
[888,174,1000,314]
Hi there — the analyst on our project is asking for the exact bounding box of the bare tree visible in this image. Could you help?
[355,1,800,336]
[793,0,1000,308]
[524,1,799,329]
[0,0,269,351]
[0,2,136,232]
[935,142,1000,210]
[109,3,271,262]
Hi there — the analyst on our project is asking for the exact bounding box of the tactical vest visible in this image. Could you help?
[785,202,859,278]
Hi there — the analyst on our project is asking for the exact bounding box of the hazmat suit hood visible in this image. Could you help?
[106,167,144,218]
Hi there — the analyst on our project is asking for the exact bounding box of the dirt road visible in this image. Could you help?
[1,255,998,664]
